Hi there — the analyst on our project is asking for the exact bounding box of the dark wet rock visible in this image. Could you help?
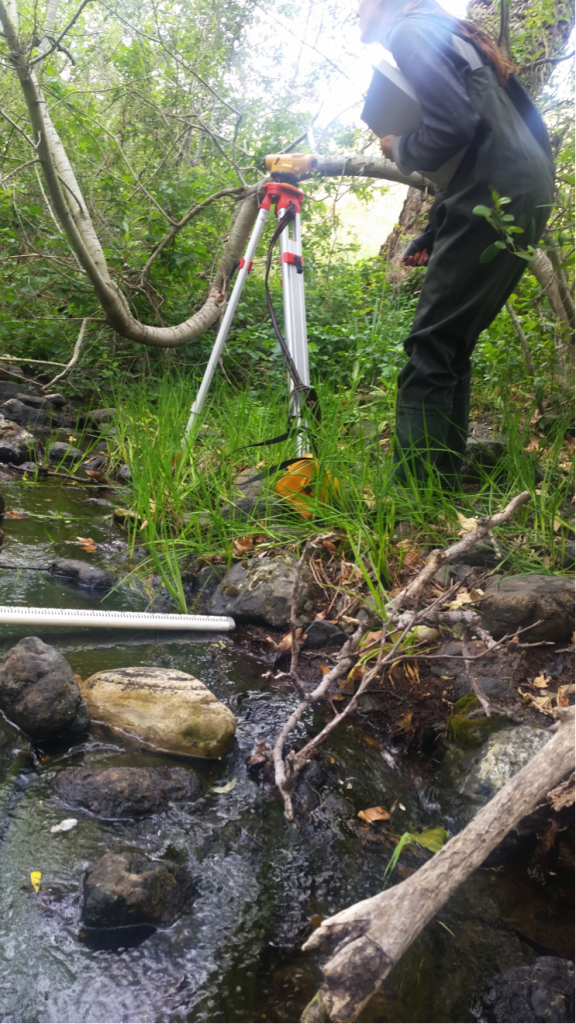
[558,542,575,569]
[15,392,65,410]
[0,636,89,741]
[82,455,107,471]
[430,641,522,702]
[48,441,85,464]
[82,851,194,929]
[220,495,289,524]
[209,553,313,628]
[53,766,204,819]
[293,760,329,814]
[1,398,52,428]
[86,407,117,425]
[463,437,506,471]
[480,574,575,642]
[302,620,347,650]
[48,558,113,590]
[451,537,508,569]
[471,956,574,1023]
[455,725,550,806]
[184,564,226,611]
[0,416,36,464]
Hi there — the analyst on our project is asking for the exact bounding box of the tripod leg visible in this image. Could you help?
[278,210,310,455]
[182,206,270,443]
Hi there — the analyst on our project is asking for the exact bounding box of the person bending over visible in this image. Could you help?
[358,0,554,489]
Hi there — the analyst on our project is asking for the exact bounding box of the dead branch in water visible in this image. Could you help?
[271,493,534,822]
[300,706,575,1023]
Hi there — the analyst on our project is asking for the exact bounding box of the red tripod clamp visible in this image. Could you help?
[260,180,304,215]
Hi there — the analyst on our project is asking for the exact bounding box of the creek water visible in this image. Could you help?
[0,479,572,1024]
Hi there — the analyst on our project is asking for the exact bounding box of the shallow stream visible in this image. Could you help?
[0,479,572,1023]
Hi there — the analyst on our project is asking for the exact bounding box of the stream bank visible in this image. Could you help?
[0,397,573,1023]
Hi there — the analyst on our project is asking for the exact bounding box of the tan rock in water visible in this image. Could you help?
[79,666,236,758]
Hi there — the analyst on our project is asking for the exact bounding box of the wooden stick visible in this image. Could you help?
[301,707,575,1023]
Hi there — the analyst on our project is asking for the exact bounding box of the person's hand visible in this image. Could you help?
[401,249,429,267]
[379,134,395,160]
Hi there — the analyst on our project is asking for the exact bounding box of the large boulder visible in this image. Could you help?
[471,956,574,1023]
[53,766,204,819]
[0,637,89,741]
[15,392,65,410]
[82,851,194,929]
[48,558,113,590]
[209,552,314,627]
[480,574,575,642]
[1,398,52,428]
[79,666,236,759]
[0,416,36,464]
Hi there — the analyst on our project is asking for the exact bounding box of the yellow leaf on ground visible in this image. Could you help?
[456,512,478,535]
[405,661,420,684]
[533,673,551,688]
[30,871,41,892]
[357,806,390,824]
[447,589,474,609]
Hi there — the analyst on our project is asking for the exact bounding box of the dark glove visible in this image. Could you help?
[401,227,435,266]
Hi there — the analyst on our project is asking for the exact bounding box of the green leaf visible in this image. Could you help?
[472,205,492,218]
[480,243,501,263]
[409,826,449,853]
[211,777,236,794]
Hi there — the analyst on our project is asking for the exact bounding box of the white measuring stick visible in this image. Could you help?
[0,606,235,631]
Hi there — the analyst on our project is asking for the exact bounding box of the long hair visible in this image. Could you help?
[397,0,515,85]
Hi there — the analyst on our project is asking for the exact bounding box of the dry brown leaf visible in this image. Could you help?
[233,535,254,557]
[395,711,413,732]
[270,628,303,654]
[321,539,338,554]
[524,436,541,453]
[363,736,382,748]
[4,510,26,519]
[533,672,551,688]
[85,470,110,484]
[318,663,332,676]
[518,687,555,715]
[357,806,390,824]
[360,630,383,648]
[71,536,97,553]
[405,661,420,685]
[557,688,570,707]
[447,589,474,609]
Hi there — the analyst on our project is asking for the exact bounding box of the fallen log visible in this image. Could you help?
[301,706,575,1023]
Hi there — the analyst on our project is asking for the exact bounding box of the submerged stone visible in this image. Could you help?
[471,956,574,1023]
[79,666,236,758]
[0,636,89,741]
[48,558,113,590]
[82,851,194,929]
[53,766,204,818]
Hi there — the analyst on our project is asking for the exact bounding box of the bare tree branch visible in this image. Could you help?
[29,0,93,66]
[301,707,575,1023]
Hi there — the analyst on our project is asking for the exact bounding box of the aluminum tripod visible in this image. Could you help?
[183,177,310,453]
